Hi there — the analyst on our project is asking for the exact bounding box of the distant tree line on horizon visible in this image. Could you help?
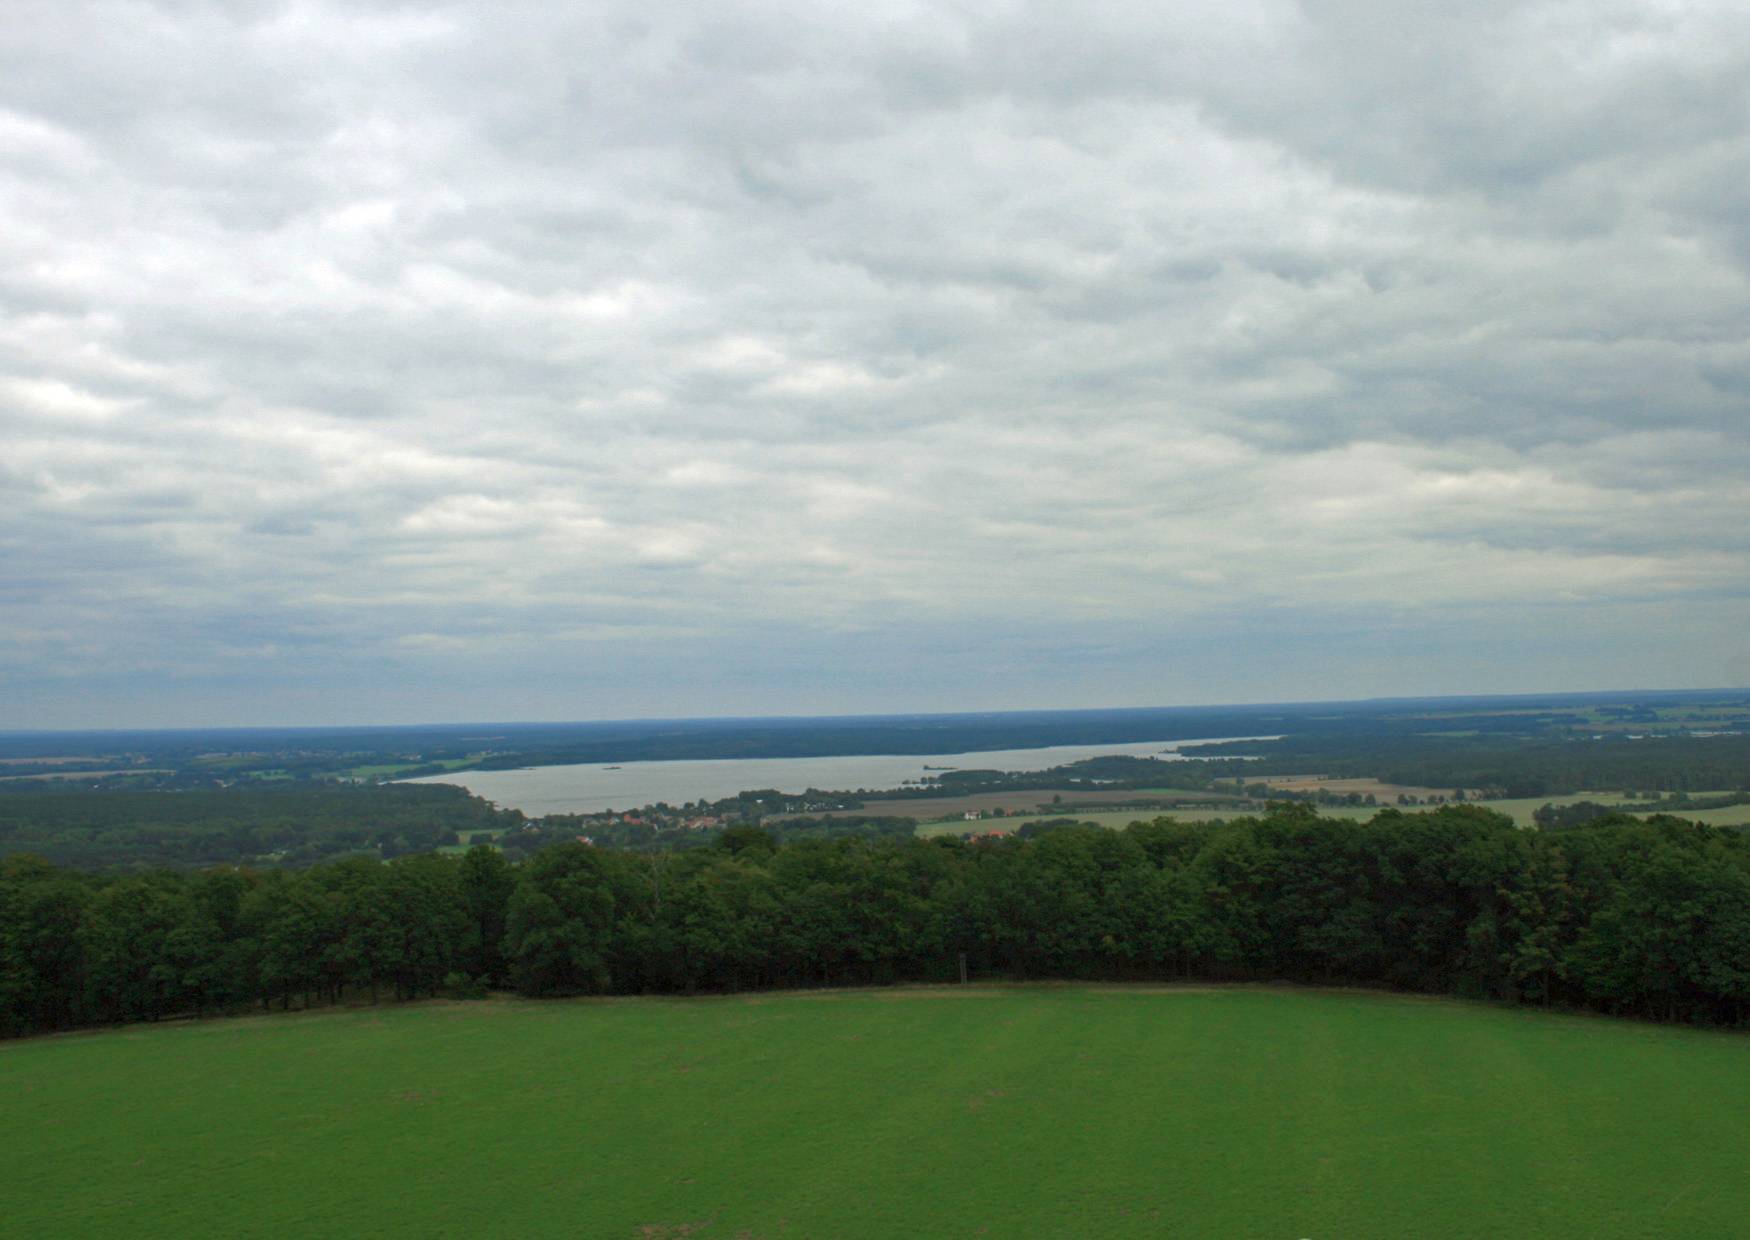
[3,731,1748,869]
[1187,733,1750,798]
[4,805,1747,1040]
[4,692,1740,789]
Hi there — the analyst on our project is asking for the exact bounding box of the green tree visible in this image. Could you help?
[385,854,467,998]
[0,857,91,1034]
[458,845,516,984]
[504,844,617,995]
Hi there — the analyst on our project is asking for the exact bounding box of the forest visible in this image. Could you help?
[4,804,1746,1039]
[1183,732,1750,797]
[0,784,521,869]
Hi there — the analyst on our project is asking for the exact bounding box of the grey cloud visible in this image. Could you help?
[1,0,1746,725]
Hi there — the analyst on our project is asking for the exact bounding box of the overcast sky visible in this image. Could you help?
[3,0,1747,728]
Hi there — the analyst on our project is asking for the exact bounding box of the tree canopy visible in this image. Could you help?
[4,806,1747,1039]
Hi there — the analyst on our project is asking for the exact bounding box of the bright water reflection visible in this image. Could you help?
[402,736,1266,815]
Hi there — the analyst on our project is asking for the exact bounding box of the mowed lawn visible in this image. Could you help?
[4,988,1746,1239]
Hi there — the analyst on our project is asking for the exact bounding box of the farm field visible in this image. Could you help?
[1242,775,1465,800]
[1670,803,1750,826]
[1462,792,1747,828]
[4,987,1745,1239]
[0,767,173,782]
[919,802,1424,835]
[919,792,1750,835]
[342,755,485,780]
[807,786,1237,821]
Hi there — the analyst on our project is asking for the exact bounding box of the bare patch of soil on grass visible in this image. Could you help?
[967,1087,1009,1112]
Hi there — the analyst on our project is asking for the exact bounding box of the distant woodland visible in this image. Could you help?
[1184,732,1750,797]
[4,806,1747,1039]
[3,689,1745,787]
[0,785,517,869]
[3,730,1746,869]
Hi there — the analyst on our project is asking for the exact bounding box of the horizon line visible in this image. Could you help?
[5,685,1745,739]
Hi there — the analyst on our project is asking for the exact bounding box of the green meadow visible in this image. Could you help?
[5,987,1745,1239]
[340,755,485,780]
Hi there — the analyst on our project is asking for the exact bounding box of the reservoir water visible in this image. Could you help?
[402,736,1264,816]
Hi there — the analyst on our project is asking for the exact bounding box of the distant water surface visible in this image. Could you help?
[402,736,1266,815]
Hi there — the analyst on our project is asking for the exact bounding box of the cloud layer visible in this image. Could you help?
[4,0,1748,725]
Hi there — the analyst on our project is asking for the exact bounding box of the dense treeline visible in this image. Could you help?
[1190,733,1750,797]
[880,755,1231,797]
[11,690,1738,783]
[520,813,919,855]
[0,706,1315,780]
[0,785,522,869]
[4,805,1747,1038]
[453,705,1342,769]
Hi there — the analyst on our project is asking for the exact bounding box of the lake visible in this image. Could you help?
[401,736,1265,816]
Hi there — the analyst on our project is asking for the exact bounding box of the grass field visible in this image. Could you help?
[1462,793,1750,828]
[342,755,484,780]
[437,825,510,854]
[4,987,1745,1238]
[1667,803,1750,826]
